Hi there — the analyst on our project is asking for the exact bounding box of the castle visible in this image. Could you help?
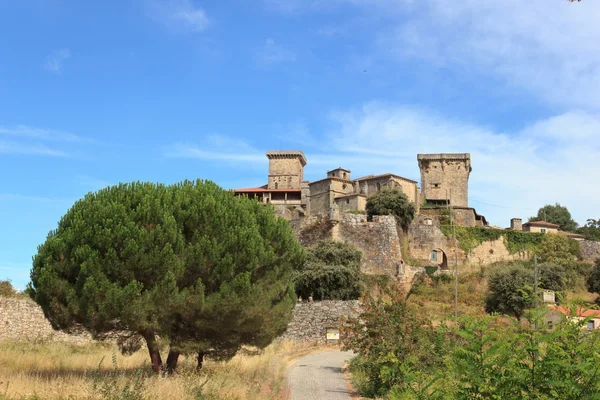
[234,150,487,227]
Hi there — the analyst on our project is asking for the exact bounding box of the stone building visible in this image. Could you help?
[234,150,483,226]
[234,150,422,219]
[234,150,309,219]
[417,153,471,207]
[522,220,560,233]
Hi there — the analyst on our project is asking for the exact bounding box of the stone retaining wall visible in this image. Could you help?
[0,298,92,344]
[581,240,600,263]
[281,300,361,343]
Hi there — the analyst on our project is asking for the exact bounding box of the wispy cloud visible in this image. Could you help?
[255,38,296,66]
[177,104,600,227]
[165,134,265,163]
[0,125,81,142]
[0,193,72,203]
[44,48,70,72]
[146,0,211,33]
[0,124,86,157]
[265,0,600,110]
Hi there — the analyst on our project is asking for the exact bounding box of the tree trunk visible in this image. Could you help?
[197,351,205,371]
[166,349,180,375]
[144,333,163,373]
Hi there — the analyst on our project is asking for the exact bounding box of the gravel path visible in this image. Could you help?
[287,350,354,400]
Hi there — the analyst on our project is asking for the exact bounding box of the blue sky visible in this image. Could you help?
[1,0,599,289]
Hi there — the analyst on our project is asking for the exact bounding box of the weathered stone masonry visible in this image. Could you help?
[281,300,361,343]
[0,298,92,344]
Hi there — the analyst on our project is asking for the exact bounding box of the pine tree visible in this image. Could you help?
[28,180,303,372]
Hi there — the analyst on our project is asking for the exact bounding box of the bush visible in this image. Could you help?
[485,265,534,319]
[538,233,580,266]
[294,240,363,300]
[366,188,415,230]
[0,280,18,298]
[485,263,568,319]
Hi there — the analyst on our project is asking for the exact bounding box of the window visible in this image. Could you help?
[346,199,350,204]
[342,184,347,190]
[588,321,595,331]
[377,183,381,191]
[541,228,547,233]
[274,183,278,189]
[343,172,346,178]
[433,183,440,188]
[547,321,553,329]
[431,250,438,262]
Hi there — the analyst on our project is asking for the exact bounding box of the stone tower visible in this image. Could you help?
[417,153,471,207]
[266,150,307,190]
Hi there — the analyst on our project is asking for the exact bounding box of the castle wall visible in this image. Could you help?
[336,215,404,275]
[280,300,361,343]
[0,298,92,344]
[407,214,529,272]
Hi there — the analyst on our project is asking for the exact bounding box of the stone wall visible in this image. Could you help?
[335,214,404,276]
[0,298,92,344]
[291,214,423,289]
[407,214,529,272]
[581,240,600,262]
[281,300,361,343]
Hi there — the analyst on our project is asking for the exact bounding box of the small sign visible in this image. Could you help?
[326,328,340,341]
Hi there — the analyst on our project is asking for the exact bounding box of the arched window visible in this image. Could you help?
[343,172,346,179]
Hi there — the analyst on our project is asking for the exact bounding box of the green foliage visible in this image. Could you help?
[503,230,545,254]
[294,240,362,300]
[345,209,365,215]
[485,265,534,320]
[577,218,600,241]
[530,203,578,232]
[366,188,416,230]
[538,232,580,266]
[345,300,600,399]
[29,180,303,370]
[586,260,600,296]
[485,263,568,319]
[439,226,544,256]
[342,289,443,397]
[424,266,438,277]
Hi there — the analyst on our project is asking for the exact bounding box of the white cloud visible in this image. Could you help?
[44,49,70,72]
[179,104,600,227]
[146,0,211,33]
[165,134,266,163]
[0,125,85,157]
[255,38,296,65]
[0,125,80,142]
[266,0,600,110]
[319,102,600,227]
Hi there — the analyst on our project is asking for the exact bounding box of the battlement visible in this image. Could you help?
[266,150,307,166]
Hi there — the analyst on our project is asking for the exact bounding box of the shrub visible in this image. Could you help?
[294,240,363,300]
[538,233,580,266]
[366,188,416,230]
[0,280,18,298]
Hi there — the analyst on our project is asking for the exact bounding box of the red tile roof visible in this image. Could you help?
[549,305,600,318]
[523,221,560,228]
[234,187,301,193]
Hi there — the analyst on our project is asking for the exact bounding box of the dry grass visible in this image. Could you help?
[0,339,324,400]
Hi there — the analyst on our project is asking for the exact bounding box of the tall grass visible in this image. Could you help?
[0,339,319,400]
